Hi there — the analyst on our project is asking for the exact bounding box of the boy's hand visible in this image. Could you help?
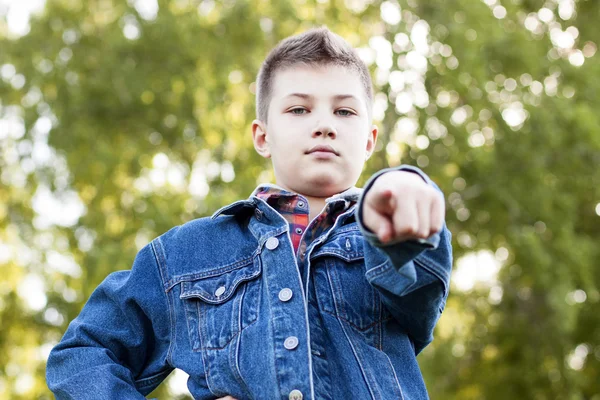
[362,171,445,244]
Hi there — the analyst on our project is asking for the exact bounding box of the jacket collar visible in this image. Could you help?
[211,183,363,219]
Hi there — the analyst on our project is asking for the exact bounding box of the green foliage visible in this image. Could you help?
[0,0,598,398]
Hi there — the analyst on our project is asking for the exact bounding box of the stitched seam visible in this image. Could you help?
[198,298,206,351]
[335,307,378,399]
[164,289,176,362]
[261,255,284,399]
[292,227,315,399]
[327,225,359,235]
[325,263,375,397]
[414,256,450,296]
[378,303,383,350]
[382,351,405,400]
[325,258,348,323]
[365,260,393,280]
[165,257,256,290]
[150,239,175,363]
[183,292,199,351]
[180,269,261,302]
[202,330,216,396]
[231,285,253,399]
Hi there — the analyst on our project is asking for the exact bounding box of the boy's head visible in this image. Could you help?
[255,27,374,123]
[252,27,378,198]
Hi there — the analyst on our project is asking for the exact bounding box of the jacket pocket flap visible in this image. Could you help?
[311,234,364,262]
[179,261,260,304]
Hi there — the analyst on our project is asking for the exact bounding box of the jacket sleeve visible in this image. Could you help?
[46,241,174,399]
[356,165,453,355]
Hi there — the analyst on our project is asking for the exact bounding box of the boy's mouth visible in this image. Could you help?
[306,145,339,156]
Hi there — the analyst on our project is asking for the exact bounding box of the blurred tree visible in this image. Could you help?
[0,0,598,399]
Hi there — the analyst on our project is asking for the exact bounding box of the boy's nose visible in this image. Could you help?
[312,123,337,139]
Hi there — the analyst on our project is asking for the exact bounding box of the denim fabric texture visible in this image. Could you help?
[46,165,453,400]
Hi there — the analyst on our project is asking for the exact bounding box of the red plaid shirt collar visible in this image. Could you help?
[251,184,361,256]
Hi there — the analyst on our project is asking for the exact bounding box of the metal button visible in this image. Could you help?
[278,288,293,302]
[289,389,303,400]
[295,227,303,235]
[297,201,305,208]
[284,336,299,350]
[265,237,279,250]
[214,286,226,297]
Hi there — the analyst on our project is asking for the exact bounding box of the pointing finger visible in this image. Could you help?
[362,199,395,242]
[366,188,394,215]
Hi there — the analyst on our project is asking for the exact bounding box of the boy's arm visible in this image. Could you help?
[46,242,173,399]
[357,165,453,354]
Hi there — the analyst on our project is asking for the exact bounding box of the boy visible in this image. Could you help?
[47,27,452,399]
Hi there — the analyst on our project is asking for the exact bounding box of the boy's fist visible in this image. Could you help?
[362,171,445,244]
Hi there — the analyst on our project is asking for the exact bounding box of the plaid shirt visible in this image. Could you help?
[252,184,361,259]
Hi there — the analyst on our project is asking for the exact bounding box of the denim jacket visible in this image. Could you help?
[46,165,453,399]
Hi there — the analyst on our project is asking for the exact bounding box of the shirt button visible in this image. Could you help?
[297,201,305,208]
[284,336,299,350]
[266,237,279,250]
[295,227,303,235]
[289,389,303,400]
[214,286,226,297]
[278,288,293,302]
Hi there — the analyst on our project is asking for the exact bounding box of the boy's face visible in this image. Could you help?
[252,65,378,198]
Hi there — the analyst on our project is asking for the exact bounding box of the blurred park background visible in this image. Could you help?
[1,0,599,398]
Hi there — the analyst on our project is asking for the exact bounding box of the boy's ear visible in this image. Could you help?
[252,119,271,159]
[365,124,378,160]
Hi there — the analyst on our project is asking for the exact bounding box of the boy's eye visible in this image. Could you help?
[289,108,308,115]
[336,109,355,116]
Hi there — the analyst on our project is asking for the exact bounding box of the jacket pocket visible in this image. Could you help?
[179,258,261,351]
[312,233,386,335]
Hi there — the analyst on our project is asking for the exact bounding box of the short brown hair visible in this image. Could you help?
[255,27,373,122]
